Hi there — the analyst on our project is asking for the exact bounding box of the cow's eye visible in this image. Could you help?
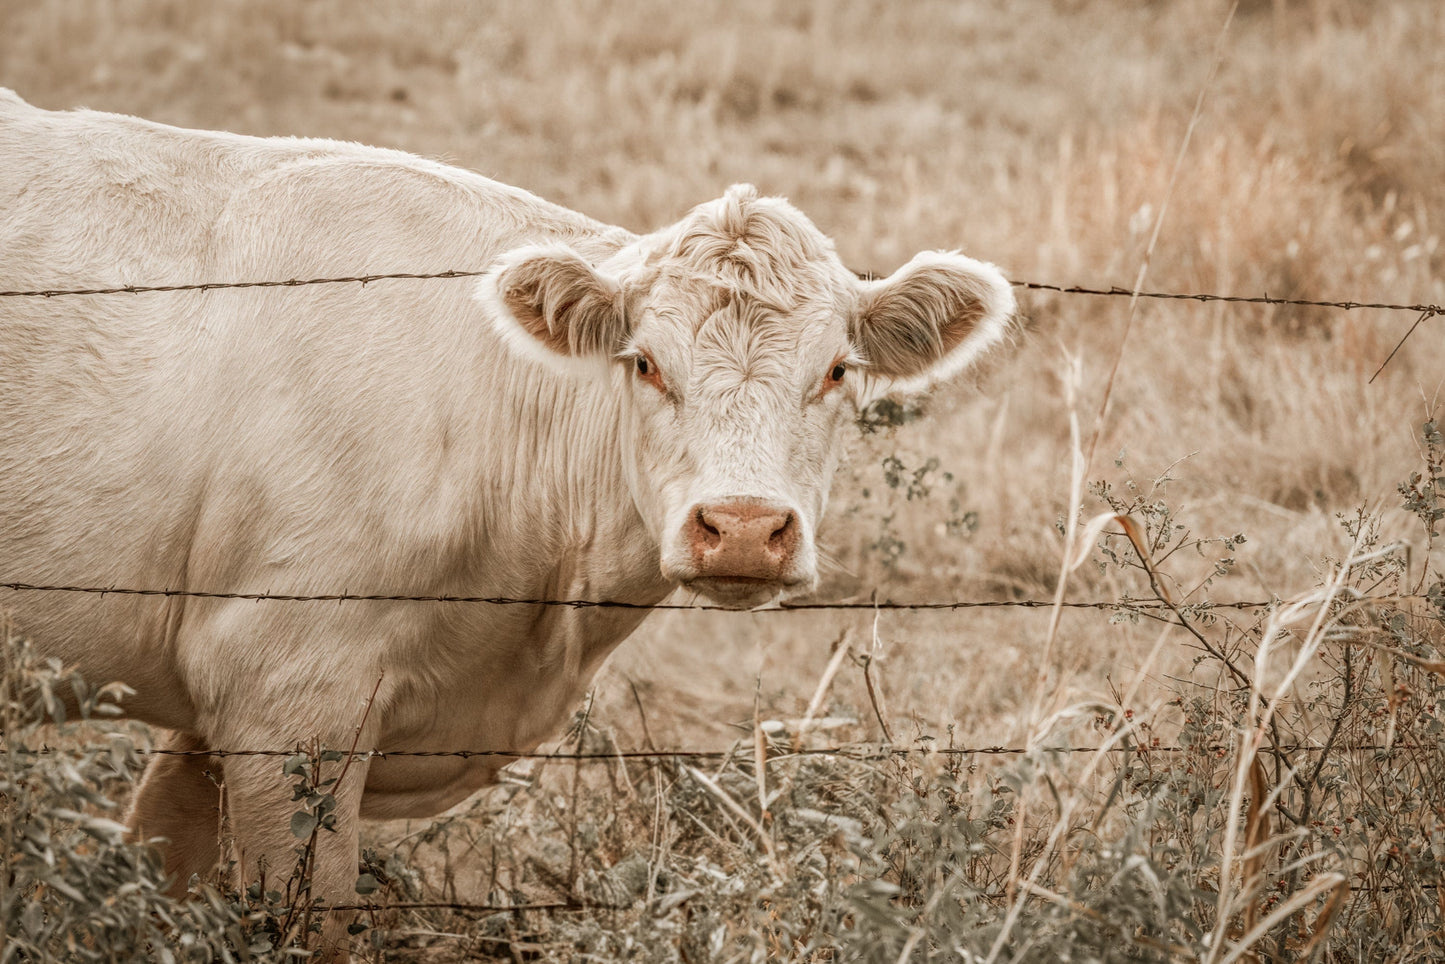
[816,359,848,400]
[634,352,667,393]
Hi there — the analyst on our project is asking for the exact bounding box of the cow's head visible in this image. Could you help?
[478,184,1013,608]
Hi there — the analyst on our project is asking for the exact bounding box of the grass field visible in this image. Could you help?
[4,1,1445,960]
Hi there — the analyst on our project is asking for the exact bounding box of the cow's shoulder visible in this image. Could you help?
[218,148,618,273]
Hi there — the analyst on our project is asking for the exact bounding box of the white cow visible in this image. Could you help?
[0,89,1013,954]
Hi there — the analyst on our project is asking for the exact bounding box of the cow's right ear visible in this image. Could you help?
[476,243,629,371]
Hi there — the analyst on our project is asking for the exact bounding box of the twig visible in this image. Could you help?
[627,679,657,752]
[1369,308,1439,383]
[683,765,778,870]
[856,623,894,745]
[336,673,385,792]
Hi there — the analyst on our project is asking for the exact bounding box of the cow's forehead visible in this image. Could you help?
[640,270,841,330]
[633,186,854,322]
[632,278,846,394]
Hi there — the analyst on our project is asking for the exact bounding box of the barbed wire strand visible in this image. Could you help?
[326,899,586,914]
[324,881,1436,915]
[322,876,1438,916]
[0,268,1439,317]
[325,884,1433,918]
[3,580,1427,613]
[0,270,486,299]
[1012,280,1442,316]
[18,742,1431,761]
[0,580,1289,611]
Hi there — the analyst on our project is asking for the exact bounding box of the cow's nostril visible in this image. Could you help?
[694,507,722,548]
[768,513,796,551]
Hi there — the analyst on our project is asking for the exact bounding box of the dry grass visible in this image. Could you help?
[4,0,1444,959]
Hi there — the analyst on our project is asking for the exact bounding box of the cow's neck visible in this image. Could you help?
[477,363,671,611]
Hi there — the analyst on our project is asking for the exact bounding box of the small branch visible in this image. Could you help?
[856,652,895,745]
[1299,645,1353,827]
[797,629,851,743]
[683,765,779,872]
[627,678,657,751]
[1123,530,1294,778]
[1370,308,1438,384]
[336,673,385,793]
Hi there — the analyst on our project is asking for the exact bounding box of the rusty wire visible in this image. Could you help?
[0,269,488,299]
[1013,280,1443,316]
[0,268,1440,317]
[17,741,1427,762]
[0,579,1288,611]
[307,878,1439,918]
[325,898,585,914]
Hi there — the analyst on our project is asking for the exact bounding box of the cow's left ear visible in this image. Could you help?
[477,243,629,371]
[851,251,1015,390]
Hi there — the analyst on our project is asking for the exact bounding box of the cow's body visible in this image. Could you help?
[0,90,1013,956]
[1,88,664,814]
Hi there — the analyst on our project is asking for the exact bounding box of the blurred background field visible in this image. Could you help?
[3,1,1444,960]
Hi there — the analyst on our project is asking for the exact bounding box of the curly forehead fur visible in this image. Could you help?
[639,183,852,315]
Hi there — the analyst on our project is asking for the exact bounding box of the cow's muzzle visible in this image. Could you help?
[678,498,806,606]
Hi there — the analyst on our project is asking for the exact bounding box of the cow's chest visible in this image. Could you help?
[358,603,653,819]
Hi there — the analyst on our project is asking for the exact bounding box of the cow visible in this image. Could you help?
[0,88,1013,956]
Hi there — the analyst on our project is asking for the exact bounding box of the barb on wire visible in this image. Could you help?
[0,268,1438,318]
[0,579,1284,612]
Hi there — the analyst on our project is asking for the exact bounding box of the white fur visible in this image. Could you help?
[0,89,1013,946]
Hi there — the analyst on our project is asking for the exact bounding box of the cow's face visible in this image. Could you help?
[479,185,1013,608]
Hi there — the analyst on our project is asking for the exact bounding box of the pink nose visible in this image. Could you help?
[685,500,799,580]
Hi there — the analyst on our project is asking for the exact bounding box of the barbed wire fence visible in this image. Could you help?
[2,267,1441,930]
[1,267,1440,316]
[3,267,1436,388]
[0,579,1291,609]
[16,740,1432,762]
[9,572,1438,919]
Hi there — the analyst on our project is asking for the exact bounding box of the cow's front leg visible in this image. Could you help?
[125,729,225,897]
[222,731,372,962]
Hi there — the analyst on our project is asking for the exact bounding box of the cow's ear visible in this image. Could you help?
[477,243,628,370]
[851,251,1014,390]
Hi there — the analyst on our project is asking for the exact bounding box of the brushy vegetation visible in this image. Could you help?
[5,425,1444,959]
[0,619,412,961]
[0,624,251,962]
[3,0,1444,960]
